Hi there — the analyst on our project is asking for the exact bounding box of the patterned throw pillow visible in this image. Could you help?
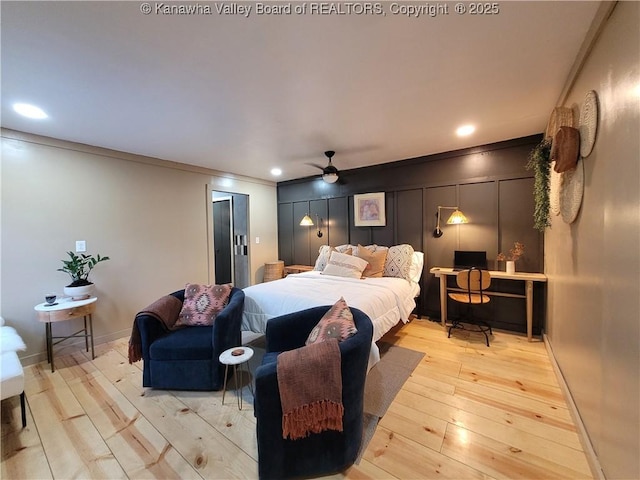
[314,245,352,271]
[336,244,376,257]
[306,297,358,345]
[322,251,368,279]
[335,244,354,254]
[175,283,232,327]
[356,244,388,278]
[383,244,415,281]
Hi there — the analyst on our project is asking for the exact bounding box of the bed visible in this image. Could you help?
[241,244,423,367]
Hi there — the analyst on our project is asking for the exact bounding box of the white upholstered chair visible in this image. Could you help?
[1,316,27,427]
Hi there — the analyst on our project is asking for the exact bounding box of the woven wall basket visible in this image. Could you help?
[550,163,561,216]
[545,106,576,140]
[560,159,584,224]
[547,106,577,217]
[579,90,599,157]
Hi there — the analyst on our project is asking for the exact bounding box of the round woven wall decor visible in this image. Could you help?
[550,163,561,216]
[560,159,584,224]
[579,90,599,157]
[545,106,575,140]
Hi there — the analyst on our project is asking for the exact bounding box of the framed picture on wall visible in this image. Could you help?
[354,192,386,226]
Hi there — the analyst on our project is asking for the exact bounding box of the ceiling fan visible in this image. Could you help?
[310,150,339,184]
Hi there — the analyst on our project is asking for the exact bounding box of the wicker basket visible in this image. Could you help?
[263,261,284,282]
[545,106,575,140]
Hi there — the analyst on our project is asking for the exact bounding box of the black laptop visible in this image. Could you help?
[453,250,488,271]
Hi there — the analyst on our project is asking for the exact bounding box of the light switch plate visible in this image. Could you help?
[75,240,86,252]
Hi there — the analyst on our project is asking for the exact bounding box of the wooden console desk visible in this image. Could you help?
[430,268,547,341]
[35,296,97,372]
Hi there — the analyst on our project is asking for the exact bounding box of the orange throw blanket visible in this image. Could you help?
[128,295,183,364]
[277,339,343,440]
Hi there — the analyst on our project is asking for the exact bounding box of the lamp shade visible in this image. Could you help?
[446,209,468,224]
[322,173,338,184]
[433,205,468,238]
[300,214,314,226]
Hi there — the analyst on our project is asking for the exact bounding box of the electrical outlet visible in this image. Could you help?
[76,240,86,252]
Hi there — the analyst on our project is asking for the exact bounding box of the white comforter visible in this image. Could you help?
[242,271,418,344]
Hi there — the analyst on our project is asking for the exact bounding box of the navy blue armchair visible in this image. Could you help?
[136,287,245,391]
[254,306,373,480]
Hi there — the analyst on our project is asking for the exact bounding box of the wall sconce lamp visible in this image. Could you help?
[300,214,314,226]
[300,213,324,237]
[433,206,468,238]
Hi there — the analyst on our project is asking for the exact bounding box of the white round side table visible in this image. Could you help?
[219,346,254,410]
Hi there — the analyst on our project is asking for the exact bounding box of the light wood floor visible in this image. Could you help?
[1,318,593,479]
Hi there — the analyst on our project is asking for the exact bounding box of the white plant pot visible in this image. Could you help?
[506,261,516,275]
[64,284,94,300]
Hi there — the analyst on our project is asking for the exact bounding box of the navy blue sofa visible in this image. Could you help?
[136,287,245,391]
[254,306,373,479]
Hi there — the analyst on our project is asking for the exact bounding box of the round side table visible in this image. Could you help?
[34,296,97,373]
[219,346,254,410]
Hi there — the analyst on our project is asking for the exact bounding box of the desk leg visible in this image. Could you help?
[526,280,533,342]
[439,275,448,327]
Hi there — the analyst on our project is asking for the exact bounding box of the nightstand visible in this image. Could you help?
[284,265,314,275]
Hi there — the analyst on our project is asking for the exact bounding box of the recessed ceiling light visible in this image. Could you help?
[13,103,48,119]
[456,125,475,137]
[270,168,282,176]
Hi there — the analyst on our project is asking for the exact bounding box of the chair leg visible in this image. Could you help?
[482,328,490,347]
[20,391,27,428]
[449,304,492,346]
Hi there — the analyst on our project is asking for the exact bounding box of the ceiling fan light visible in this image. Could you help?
[323,173,338,183]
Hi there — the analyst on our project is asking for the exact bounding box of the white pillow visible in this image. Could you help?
[322,251,368,279]
[410,251,424,283]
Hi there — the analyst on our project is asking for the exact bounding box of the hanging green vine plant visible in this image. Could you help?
[526,138,552,231]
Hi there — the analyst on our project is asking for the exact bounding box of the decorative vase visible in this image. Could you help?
[506,261,516,274]
[64,284,94,300]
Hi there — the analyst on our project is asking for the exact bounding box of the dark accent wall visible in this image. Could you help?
[277,135,545,334]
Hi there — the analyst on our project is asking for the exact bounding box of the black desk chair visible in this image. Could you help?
[448,267,492,346]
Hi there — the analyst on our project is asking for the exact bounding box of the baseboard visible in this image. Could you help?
[19,328,132,367]
[543,333,606,480]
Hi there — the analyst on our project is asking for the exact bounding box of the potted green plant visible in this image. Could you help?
[526,138,552,231]
[58,251,110,299]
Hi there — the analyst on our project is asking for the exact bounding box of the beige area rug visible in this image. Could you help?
[357,342,425,462]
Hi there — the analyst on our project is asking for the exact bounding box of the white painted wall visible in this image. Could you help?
[544,3,639,478]
[1,130,278,366]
